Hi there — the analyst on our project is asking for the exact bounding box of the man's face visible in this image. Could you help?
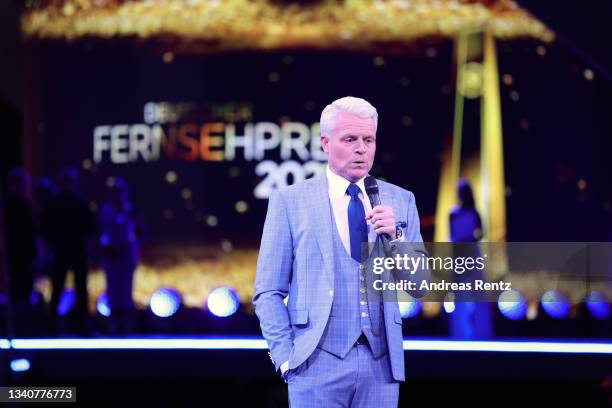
[321,110,377,182]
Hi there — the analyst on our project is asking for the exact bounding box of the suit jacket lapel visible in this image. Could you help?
[310,173,335,287]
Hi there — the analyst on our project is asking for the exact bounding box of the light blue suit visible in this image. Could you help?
[253,173,429,406]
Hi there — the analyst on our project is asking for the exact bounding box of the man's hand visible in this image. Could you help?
[366,205,396,239]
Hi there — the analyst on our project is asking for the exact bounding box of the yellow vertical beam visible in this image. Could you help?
[481,28,507,242]
[434,32,467,242]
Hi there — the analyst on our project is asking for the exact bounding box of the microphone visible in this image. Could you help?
[364,176,382,208]
[364,176,392,250]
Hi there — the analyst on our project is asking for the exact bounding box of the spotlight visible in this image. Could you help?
[97,292,111,317]
[498,289,527,320]
[541,290,570,319]
[150,287,182,318]
[443,293,455,314]
[10,358,31,372]
[207,287,240,317]
[399,300,422,319]
[57,289,76,316]
[585,291,610,320]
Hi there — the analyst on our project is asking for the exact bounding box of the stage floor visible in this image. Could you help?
[1,337,611,406]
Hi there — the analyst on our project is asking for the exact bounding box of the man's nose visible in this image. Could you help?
[355,139,366,153]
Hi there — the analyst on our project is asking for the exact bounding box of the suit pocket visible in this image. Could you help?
[289,309,309,326]
[394,309,403,324]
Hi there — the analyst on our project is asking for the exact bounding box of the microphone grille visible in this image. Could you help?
[364,176,379,195]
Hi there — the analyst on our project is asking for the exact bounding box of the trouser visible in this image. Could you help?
[288,342,399,408]
[49,256,89,332]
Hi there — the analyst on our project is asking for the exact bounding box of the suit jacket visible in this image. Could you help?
[253,173,430,382]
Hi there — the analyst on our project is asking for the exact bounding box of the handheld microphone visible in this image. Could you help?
[364,176,382,208]
[364,176,392,249]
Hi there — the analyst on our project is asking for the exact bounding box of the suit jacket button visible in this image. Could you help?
[329,290,334,296]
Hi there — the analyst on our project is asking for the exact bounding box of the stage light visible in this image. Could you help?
[165,171,178,184]
[4,338,612,354]
[526,301,539,320]
[541,290,570,319]
[443,293,455,314]
[99,233,110,246]
[585,291,609,320]
[422,301,442,318]
[206,215,218,227]
[181,188,192,199]
[10,358,31,372]
[97,292,111,317]
[399,300,422,319]
[498,289,527,320]
[207,287,239,317]
[57,289,76,316]
[150,287,182,318]
[221,239,233,252]
[234,201,248,213]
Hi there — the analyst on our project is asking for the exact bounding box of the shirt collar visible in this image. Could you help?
[326,165,368,200]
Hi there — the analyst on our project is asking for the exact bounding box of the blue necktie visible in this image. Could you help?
[347,184,368,263]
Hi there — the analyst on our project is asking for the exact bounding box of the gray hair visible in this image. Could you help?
[320,96,378,136]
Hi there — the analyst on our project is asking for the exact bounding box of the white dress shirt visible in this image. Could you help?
[326,165,378,255]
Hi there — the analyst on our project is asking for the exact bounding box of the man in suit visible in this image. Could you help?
[253,96,430,407]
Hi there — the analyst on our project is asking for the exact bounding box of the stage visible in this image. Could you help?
[2,337,611,406]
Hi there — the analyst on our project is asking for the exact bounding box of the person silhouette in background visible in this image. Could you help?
[4,168,37,335]
[98,178,139,334]
[41,167,95,336]
[449,178,493,339]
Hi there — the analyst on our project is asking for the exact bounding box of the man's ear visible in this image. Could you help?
[320,134,330,153]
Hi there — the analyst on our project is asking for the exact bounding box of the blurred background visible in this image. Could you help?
[0,0,611,406]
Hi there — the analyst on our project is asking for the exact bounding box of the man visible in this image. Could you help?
[4,168,37,336]
[41,167,96,336]
[253,97,430,407]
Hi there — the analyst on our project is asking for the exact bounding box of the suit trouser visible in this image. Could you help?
[287,344,399,408]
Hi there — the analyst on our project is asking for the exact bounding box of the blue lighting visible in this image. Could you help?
[585,291,610,320]
[57,289,76,316]
[10,358,31,372]
[403,340,612,354]
[97,292,111,317]
[150,287,182,318]
[29,290,42,306]
[9,338,267,350]
[1,338,611,354]
[541,290,570,319]
[399,300,422,318]
[207,287,240,317]
[498,289,527,320]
